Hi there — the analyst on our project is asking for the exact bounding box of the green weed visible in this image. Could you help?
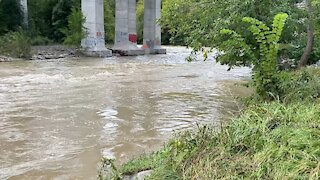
[103,69,320,180]
[0,30,31,58]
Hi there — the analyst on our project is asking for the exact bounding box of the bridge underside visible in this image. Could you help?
[82,0,166,57]
[21,0,166,57]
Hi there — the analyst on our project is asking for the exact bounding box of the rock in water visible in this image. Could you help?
[0,56,12,62]
[123,170,153,180]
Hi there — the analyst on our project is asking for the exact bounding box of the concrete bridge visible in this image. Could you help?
[20,0,166,57]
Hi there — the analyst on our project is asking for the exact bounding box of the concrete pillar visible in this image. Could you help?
[128,0,137,44]
[20,0,28,29]
[81,0,112,57]
[113,0,144,56]
[143,0,166,54]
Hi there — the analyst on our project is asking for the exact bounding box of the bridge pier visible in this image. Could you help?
[81,0,112,57]
[113,0,145,56]
[20,0,28,29]
[22,0,166,57]
[143,0,166,54]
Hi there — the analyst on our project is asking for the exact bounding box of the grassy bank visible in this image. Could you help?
[105,68,320,180]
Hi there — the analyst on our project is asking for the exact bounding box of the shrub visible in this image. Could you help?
[276,68,320,102]
[219,13,289,100]
[30,36,53,45]
[281,35,320,66]
[61,5,86,48]
[0,30,31,58]
[104,0,115,44]
[52,0,73,42]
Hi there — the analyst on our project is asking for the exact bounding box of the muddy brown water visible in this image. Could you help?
[0,47,251,179]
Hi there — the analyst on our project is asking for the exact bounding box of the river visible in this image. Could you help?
[0,46,250,179]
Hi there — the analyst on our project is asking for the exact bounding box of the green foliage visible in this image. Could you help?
[161,0,320,64]
[115,101,320,179]
[61,5,86,48]
[278,0,320,66]
[28,0,79,43]
[104,0,115,44]
[30,36,53,46]
[99,153,164,179]
[161,0,283,50]
[121,153,162,175]
[98,158,121,180]
[220,13,288,99]
[0,0,23,35]
[136,0,144,44]
[0,30,31,58]
[110,68,320,179]
[28,0,59,40]
[275,68,320,102]
[281,33,320,66]
[52,0,73,42]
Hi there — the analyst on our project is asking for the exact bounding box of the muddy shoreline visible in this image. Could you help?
[0,45,78,62]
[0,44,129,62]
[30,45,77,60]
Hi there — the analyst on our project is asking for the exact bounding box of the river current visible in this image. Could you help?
[0,47,250,179]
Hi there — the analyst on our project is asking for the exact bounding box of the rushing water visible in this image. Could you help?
[0,47,250,179]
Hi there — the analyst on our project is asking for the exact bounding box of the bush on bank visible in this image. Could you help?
[250,68,320,103]
[0,30,31,58]
[104,68,320,180]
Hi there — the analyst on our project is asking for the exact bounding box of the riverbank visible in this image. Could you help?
[30,45,77,60]
[0,45,78,62]
[0,46,254,179]
[104,68,320,179]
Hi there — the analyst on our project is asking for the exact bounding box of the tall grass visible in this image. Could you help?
[113,102,319,180]
[180,102,320,179]
[106,68,320,180]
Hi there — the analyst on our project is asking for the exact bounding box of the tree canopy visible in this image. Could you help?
[0,0,23,34]
[161,0,320,66]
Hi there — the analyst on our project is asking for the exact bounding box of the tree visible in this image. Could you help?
[136,0,144,44]
[161,1,296,99]
[299,0,320,67]
[28,0,59,39]
[220,14,288,99]
[104,0,115,44]
[52,0,73,42]
[0,0,23,35]
[162,0,320,66]
[61,3,86,48]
